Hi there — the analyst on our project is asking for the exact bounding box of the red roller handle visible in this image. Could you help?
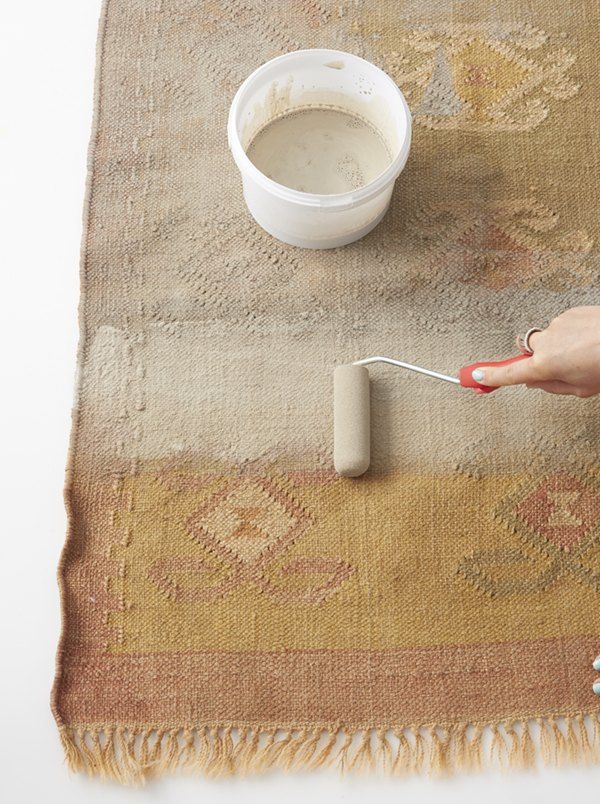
[458,354,531,394]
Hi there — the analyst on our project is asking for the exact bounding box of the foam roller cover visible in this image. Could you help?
[333,364,370,477]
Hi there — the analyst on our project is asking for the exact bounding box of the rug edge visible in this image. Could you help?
[58,714,600,784]
[51,0,112,733]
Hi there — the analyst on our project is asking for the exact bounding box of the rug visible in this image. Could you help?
[53,0,600,783]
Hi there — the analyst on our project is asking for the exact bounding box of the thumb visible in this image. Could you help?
[474,357,541,387]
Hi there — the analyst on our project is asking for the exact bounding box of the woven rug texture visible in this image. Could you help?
[53,0,600,782]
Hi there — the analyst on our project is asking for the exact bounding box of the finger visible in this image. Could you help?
[526,380,579,396]
[476,358,542,387]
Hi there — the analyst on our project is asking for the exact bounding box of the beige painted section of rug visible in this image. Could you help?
[53,0,600,784]
[82,321,596,475]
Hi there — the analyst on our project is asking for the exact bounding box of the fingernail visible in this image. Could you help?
[593,655,600,671]
[593,681,600,696]
[472,368,485,382]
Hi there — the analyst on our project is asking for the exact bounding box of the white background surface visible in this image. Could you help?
[0,2,598,802]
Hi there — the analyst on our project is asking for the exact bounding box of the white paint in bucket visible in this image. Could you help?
[246,108,393,195]
[227,49,412,249]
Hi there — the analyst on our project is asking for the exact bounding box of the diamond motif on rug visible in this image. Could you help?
[380,24,579,131]
[514,473,599,552]
[188,477,306,564]
[457,472,600,596]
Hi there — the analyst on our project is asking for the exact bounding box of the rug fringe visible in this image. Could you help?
[58,714,600,784]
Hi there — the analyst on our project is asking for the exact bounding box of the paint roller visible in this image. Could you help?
[333,354,531,477]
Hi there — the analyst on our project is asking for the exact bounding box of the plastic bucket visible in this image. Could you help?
[227,49,412,249]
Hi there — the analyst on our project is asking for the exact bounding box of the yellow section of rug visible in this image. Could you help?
[107,469,600,652]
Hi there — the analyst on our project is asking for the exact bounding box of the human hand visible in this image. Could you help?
[473,306,600,397]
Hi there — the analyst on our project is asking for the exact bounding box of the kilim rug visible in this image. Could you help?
[53,0,600,783]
